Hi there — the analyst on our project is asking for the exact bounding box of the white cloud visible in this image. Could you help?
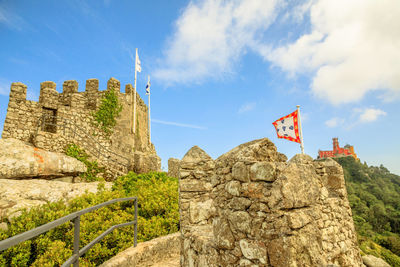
[358,108,386,123]
[152,119,206,130]
[154,0,281,85]
[155,0,400,106]
[325,117,344,128]
[261,0,400,105]
[238,102,256,114]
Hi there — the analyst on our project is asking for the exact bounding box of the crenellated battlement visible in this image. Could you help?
[8,77,136,111]
[63,80,78,94]
[85,79,99,94]
[9,82,27,101]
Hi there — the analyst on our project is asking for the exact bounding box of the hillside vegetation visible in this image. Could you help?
[335,157,400,266]
[0,172,178,266]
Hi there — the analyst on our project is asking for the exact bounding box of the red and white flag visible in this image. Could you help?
[272,110,301,143]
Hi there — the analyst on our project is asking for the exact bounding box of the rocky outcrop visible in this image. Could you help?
[100,232,180,267]
[0,179,112,220]
[178,138,364,267]
[0,138,86,180]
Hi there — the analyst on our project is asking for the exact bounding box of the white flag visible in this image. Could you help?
[146,76,151,95]
[136,50,141,73]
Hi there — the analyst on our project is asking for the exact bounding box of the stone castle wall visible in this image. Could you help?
[173,138,363,267]
[2,77,160,177]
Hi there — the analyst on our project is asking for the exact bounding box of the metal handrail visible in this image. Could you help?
[0,197,138,267]
[37,114,130,173]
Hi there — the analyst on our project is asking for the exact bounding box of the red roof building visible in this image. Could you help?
[318,138,358,160]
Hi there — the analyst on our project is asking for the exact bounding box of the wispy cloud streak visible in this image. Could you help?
[238,102,256,114]
[152,119,206,130]
[0,4,27,31]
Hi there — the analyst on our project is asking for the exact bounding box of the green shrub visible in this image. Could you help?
[0,172,179,266]
[93,88,122,135]
[113,171,179,240]
[65,143,105,182]
[359,239,400,266]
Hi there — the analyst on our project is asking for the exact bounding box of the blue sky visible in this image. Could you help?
[1,0,399,174]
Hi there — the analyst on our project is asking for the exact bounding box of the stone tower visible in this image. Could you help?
[1,77,160,178]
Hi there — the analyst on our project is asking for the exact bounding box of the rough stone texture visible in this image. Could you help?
[168,158,180,178]
[1,78,160,178]
[0,178,112,220]
[100,232,180,267]
[178,146,218,266]
[132,151,161,174]
[178,138,364,267]
[362,255,391,267]
[0,138,86,179]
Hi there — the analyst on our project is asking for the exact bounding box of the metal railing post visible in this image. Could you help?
[134,198,137,247]
[73,216,80,267]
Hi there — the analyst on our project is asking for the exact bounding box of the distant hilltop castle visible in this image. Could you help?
[318,137,358,160]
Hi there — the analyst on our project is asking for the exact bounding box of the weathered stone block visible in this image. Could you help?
[225,180,241,196]
[189,199,214,224]
[227,197,252,210]
[180,180,212,192]
[239,239,267,263]
[232,162,250,182]
[213,218,235,249]
[249,161,277,182]
[227,211,251,234]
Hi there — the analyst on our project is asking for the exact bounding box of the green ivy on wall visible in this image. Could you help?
[65,143,105,182]
[93,88,122,135]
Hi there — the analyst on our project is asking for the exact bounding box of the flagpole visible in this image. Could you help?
[147,76,151,145]
[130,70,133,134]
[133,48,138,134]
[297,105,305,154]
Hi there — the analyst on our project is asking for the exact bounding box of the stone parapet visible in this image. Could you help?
[178,138,363,267]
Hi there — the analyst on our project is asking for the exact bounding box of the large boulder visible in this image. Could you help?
[0,138,86,179]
